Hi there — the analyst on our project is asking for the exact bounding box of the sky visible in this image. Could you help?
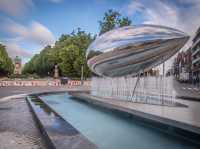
[0,0,200,70]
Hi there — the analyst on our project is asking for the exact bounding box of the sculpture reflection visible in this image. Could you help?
[87,25,189,77]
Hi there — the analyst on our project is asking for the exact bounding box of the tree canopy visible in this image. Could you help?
[0,44,14,76]
[99,9,132,35]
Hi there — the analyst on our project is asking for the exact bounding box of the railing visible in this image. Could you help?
[0,79,91,87]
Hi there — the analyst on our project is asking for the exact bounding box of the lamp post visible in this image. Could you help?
[81,65,84,85]
[162,58,165,105]
[47,71,50,86]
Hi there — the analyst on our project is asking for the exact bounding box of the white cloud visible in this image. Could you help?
[3,20,55,46]
[1,19,55,61]
[127,0,145,16]
[0,0,33,16]
[126,0,200,44]
[28,21,55,45]
[3,42,33,59]
[125,0,200,70]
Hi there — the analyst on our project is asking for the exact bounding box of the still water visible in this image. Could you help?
[41,93,198,149]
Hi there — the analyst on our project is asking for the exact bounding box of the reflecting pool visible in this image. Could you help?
[40,93,198,149]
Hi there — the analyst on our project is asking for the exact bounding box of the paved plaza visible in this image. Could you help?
[0,86,91,149]
[0,95,46,149]
[0,86,73,149]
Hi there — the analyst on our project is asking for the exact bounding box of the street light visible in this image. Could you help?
[81,65,84,85]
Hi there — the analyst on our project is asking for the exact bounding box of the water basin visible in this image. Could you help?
[40,92,199,149]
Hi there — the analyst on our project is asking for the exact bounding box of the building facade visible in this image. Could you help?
[191,27,200,84]
[173,49,192,82]
[14,56,22,75]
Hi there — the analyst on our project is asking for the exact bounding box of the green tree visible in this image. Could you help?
[99,9,132,35]
[22,45,55,76]
[0,44,14,76]
[58,28,94,78]
[118,17,132,27]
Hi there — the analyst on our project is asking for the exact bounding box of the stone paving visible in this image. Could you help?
[0,97,46,149]
[0,86,90,149]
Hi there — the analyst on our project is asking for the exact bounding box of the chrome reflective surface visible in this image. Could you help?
[87,25,189,77]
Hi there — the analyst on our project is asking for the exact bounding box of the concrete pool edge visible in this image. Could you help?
[69,91,200,144]
[26,93,98,149]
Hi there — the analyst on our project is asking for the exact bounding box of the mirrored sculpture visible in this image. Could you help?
[87,25,189,77]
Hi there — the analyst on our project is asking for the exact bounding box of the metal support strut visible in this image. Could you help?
[131,73,141,102]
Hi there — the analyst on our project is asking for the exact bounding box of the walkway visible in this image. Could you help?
[0,86,89,149]
[0,87,65,149]
[0,95,46,149]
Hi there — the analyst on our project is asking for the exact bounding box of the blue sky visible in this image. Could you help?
[0,0,200,66]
